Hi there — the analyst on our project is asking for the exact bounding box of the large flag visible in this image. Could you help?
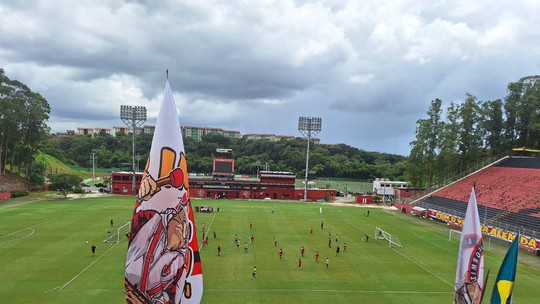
[454,186,485,304]
[489,234,519,304]
[125,80,203,303]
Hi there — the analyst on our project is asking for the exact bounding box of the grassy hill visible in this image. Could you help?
[36,153,79,177]
[0,153,111,192]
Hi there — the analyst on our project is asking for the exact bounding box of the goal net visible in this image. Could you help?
[449,229,462,242]
[103,221,130,243]
[375,227,402,248]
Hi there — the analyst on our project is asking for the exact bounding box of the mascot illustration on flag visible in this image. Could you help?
[125,80,203,303]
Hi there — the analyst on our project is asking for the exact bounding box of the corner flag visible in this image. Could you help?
[489,235,519,304]
[125,80,203,303]
[454,186,484,304]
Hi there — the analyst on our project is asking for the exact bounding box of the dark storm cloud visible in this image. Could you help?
[2,0,540,156]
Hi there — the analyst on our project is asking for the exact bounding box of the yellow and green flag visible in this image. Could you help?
[489,235,519,304]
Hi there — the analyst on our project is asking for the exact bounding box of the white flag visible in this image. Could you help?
[125,80,203,303]
[454,186,484,304]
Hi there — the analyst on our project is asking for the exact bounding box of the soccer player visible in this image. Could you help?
[310,227,313,235]
[343,242,347,253]
[110,219,114,228]
[251,234,255,243]
[365,234,370,242]
[244,243,248,253]
[321,221,324,230]
[279,248,283,260]
[91,244,96,257]
[335,234,338,243]
[274,237,278,247]
[315,251,320,262]
[326,257,330,270]
[300,246,305,257]
[328,237,332,248]
[298,258,302,270]
[218,245,221,256]
[213,231,217,240]
[250,222,253,229]
[336,245,340,257]
[252,266,256,279]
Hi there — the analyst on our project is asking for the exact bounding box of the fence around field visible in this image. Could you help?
[0,182,47,200]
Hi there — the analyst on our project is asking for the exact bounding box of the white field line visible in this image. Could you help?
[202,212,218,240]
[45,235,126,293]
[0,200,43,212]
[415,234,540,278]
[344,219,453,287]
[204,288,453,294]
[0,217,56,239]
[0,229,35,243]
[58,288,454,294]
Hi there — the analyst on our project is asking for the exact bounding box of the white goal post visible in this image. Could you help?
[449,229,462,242]
[103,221,131,243]
[375,227,402,248]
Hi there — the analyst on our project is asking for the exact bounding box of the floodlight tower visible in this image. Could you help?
[121,105,147,196]
[298,116,322,201]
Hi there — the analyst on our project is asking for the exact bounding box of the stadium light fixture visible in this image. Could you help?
[120,105,147,196]
[298,116,322,201]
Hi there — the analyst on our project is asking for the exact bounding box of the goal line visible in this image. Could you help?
[448,229,462,241]
[375,227,402,248]
[103,221,130,243]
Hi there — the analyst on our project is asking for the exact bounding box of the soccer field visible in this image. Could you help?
[1,194,539,303]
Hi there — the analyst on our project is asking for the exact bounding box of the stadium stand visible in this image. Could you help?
[415,156,540,238]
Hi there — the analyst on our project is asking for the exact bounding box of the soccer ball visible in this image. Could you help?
[86,241,89,244]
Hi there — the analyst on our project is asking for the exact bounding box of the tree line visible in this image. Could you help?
[0,69,50,185]
[45,132,407,181]
[407,75,540,189]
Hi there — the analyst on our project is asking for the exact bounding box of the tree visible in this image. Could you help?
[458,94,481,172]
[28,160,47,186]
[49,173,81,197]
[478,99,504,156]
[437,102,461,182]
[504,76,540,148]
[0,69,51,179]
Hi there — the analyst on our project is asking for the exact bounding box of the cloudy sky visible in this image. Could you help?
[2,0,539,156]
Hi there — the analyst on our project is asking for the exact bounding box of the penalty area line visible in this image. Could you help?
[344,219,453,288]
[45,236,126,293]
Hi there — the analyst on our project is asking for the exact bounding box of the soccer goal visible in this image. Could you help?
[375,227,403,248]
[449,229,462,242]
[103,221,131,243]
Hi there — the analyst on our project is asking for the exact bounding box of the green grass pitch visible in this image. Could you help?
[1,194,539,303]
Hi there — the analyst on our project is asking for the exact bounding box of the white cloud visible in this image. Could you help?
[1,0,539,156]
